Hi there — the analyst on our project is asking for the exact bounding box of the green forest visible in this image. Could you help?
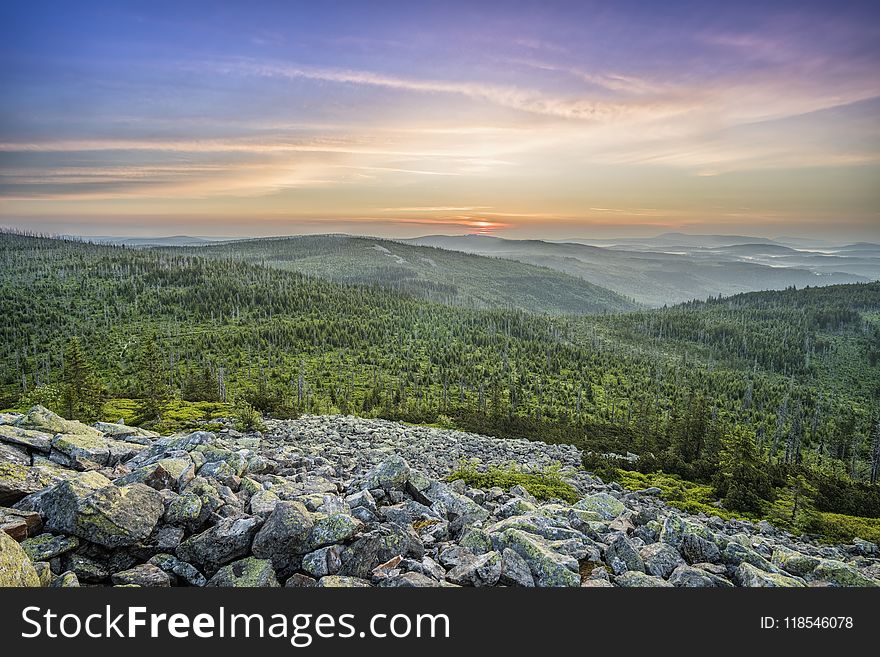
[2,231,879,542]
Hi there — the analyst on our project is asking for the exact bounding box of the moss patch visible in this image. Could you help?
[447,462,578,503]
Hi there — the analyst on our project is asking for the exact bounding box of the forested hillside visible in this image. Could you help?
[160,234,636,315]
[2,232,879,541]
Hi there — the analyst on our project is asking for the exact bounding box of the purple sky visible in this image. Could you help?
[1,0,879,240]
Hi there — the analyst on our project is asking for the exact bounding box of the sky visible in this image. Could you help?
[1,0,879,241]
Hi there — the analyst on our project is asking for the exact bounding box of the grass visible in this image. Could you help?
[102,398,234,433]
[612,469,753,521]
[812,513,880,545]
[447,461,579,503]
[613,468,880,545]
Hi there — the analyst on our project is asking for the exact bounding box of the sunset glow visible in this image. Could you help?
[1,1,878,240]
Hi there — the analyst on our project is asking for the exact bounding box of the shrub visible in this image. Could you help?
[233,397,265,432]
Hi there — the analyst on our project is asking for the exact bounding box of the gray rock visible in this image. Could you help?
[679,533,721,564]
[41,472,163,548]
[301,545,343,578]
[317,575,372,588]
[207,557,279,587]
[111,564,171,587]
[573,493,624,520]
[500,547,535,587]
[177,515,261,575]
[614,571,673,587]
[639,542,685,579]
[604,534,645,575]
[735,562,805,587]
[492,528,580,587]
[447,551,502,586]
[251,501,313,571]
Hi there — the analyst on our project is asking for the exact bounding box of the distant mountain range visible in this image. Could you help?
[75,235,235,247]
[57,230,880,308]
[406,234,878,306]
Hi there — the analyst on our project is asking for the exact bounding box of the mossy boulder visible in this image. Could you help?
[0,530,40,586]
[21,533,79,561]
[207,557,279,587]
[771,546,820,577]
[614,571,673,587]
[573,493,625,520]
[810,559,879,587]
[1,459,75,505]
[307,512,363,550]
[492,528,580,587]
[0,425,53,452]
[41,472,164,548]
[177,516,262,576]
[18,406,103,439]
[735,562,804,587]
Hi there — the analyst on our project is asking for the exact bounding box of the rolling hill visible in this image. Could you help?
[159,234,637,315]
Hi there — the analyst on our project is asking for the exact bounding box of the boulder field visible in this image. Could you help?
[1,407,878,588]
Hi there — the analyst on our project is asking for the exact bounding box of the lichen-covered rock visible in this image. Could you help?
[339,526,424,578]
[207,557,279,587]
[251,501,313,571]
[51,571,80,587]
[497,497,538,518]
[0,530,40,586]
[21,533,79,561]
[317,575,372,587]
[660,514,686,548]
[17,406,103,439]
[668,564,733,588]
[379,572,442,587]
[640,542,685,579]
[301,545,343,578]
[308,512,363,550]
[735,562,805,587]
[771,546,820,577]
[421,481,490,525]
[604,534,645,575]
[249,489,280,517]
[614,571,673,587]
[362,455,411,491]
[573,493,625,520]
[492,528,579,587]
[115,458,194,492]
[148,553,207,587]
[0,425,53,452]
[0,460,63,504]
[111,564,171,587]
[486,514,584,543]
[499,547,535,587]
[2,413,877,589]
[41,473,163,548]
[810,559,879,587]
[447,550,502,586]
[177,515,261,575]
[679,533,721,565]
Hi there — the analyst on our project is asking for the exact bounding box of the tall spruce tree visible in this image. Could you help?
[61,336,104,422]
